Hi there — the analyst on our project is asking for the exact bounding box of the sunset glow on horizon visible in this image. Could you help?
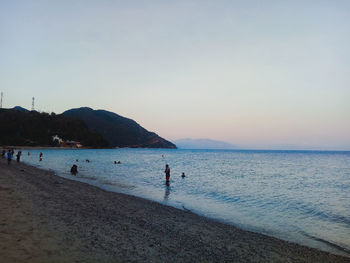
[1,0,349,150]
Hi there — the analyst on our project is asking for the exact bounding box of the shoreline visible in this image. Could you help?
[3,146,350,152]
[1,159,350,262]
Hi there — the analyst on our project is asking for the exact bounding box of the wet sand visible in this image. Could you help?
[1,159,349,262]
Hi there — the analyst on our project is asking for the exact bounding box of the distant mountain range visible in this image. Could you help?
[173,138,236,149]
[0,106,176,148]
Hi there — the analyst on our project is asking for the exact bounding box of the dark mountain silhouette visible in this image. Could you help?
[62,107,176,148]
[0,108,108,147]
[13,106,30,112]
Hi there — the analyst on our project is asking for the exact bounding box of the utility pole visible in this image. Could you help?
[32,97,35,111]
[0,92,3,108]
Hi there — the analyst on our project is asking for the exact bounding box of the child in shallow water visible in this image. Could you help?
[70,164,78,175]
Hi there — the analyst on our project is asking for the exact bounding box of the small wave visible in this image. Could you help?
[205,191,241,203]
[182,205,192,213]
[72,173,135,190]
[302,231,350,256]
[98,180,136,190]
[294,203,350,226]
[77,175,98,181]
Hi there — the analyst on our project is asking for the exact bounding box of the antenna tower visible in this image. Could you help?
[32,97,35,111]
[0,92,3,108]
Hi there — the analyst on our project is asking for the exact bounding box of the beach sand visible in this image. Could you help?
[1,159,349,263]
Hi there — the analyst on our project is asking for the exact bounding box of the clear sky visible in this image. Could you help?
[1,0,349,150]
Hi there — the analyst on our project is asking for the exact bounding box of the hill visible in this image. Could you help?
[173,138,236,149]
[0,108,108,147]
[62,107,176,148]
[12,106,30,112]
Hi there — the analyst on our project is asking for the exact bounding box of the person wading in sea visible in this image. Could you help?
[16,151,22,162]
[164,164,170,185]
[70,164,78,175]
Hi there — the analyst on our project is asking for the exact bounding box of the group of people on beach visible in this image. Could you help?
[2,149,185,185]
[2,149,14,165]
[1,149,43,165]
[1,149,23,165]
[2,149,186,187]
[2,149,185,191]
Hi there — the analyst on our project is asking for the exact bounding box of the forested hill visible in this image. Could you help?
[0,108,108,147]
[62,107,176,148]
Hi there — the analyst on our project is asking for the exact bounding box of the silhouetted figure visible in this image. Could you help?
[164,164,170,183]
[181,172,185,178]
[86,159,90,163]
[16,151,22,162]
[7,150,12,165]
[39,152,43,161]
[70,164,78,175]
[28,152,30,156]
[1,150,5,159]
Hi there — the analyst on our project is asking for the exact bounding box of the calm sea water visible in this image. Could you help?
[21,148,350,256]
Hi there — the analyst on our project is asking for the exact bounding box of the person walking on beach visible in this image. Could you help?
[7,150,12,165]
[164,164,170,184]
[39,152,43,161]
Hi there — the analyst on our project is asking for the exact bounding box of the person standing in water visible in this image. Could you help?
[164,164,170,184]
[16,151,22,162]
[70,164,78,175]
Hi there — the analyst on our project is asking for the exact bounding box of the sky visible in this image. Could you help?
[1,0,350,150]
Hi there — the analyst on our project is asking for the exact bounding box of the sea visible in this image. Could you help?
[21,148,350,257]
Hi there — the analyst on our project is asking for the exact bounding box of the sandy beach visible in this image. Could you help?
[1,159,349,263]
